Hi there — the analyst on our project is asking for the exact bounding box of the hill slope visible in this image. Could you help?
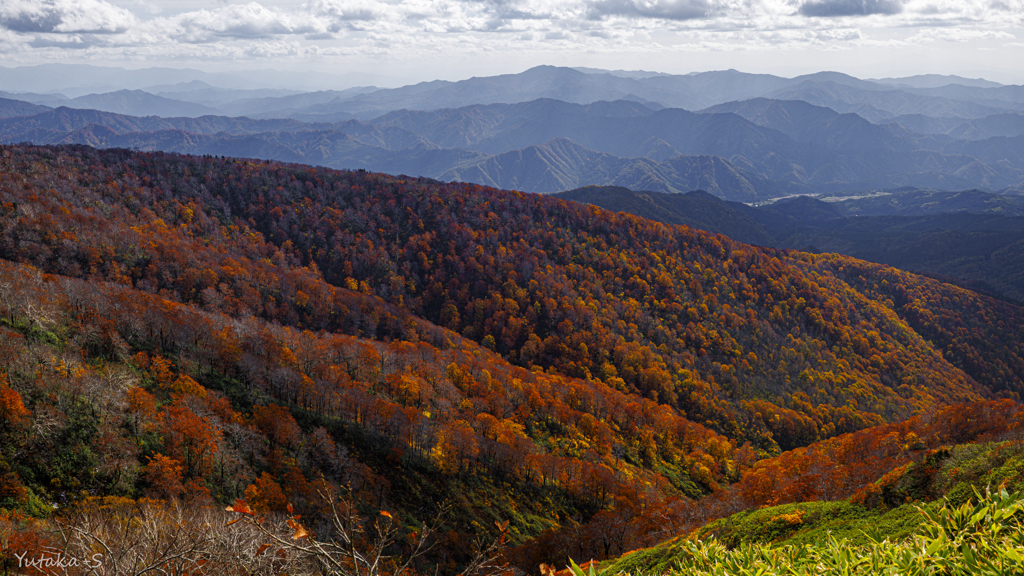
[555,186,774,245]
[3,144,1022,457]
[565,187,1024,303]
[1,143,1023,572]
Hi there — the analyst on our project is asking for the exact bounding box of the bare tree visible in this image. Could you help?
[53,497,311,576]
[226,482,509,576]
[55,498,217,576]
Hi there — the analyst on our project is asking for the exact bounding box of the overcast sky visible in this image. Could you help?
[1,0,1022,86]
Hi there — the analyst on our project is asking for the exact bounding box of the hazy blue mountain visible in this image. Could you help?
[251,132,485,176]
[38,120,484,179]
[60,65,1003,128]
[572,67,672,79]
[900,84,1024,110]
[440,137,787,200]
[0,97,50,118]
[0,107,335,140]
[144,80,220,93]
[219,88,380,119]
[697,97,955,153]
[882,114,967,135]
[372,97,1024,192]
[7,64,1020,128]
[371,98,814,184]
[0,91,72,106]
[788,71,891,91]
[5,90,1024,201]
[702,98,951,151]
[881,112,1024,141]
[465,105,799,160]
[150,81,306,108]
[872,75,1004,89]
[243,67,900,121]
[700,98,842,141]
[0,63,391,94]
[944,114,1024,140]
[0,107,480,181]
[767,80,1011,120]
[636,69,793,109]
[946,135,1024,167]
[285,66,695,119]
[825,188,1024,217]
[67,90,221,118]
[251,67,1017,124]
[0,64,255,93]
[370,99,658,150]
[804,152,1024,192]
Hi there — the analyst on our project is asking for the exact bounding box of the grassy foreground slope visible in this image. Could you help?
[607,434,1024,575]
[607,492,1024,576]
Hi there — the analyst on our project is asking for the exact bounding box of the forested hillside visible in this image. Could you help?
[0,143,1022,572]
[561,185,1024,304]
[4,144,1023,448]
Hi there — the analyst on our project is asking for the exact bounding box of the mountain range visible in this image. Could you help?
[3,63,1024,296]
[7,65,1024,121]
[3,77,1024,200]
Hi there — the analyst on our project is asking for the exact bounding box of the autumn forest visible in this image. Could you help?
[0,143,1023,574]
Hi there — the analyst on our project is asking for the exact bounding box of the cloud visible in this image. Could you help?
[306,0,382,24]
[0,0,136,34]
[0,0,1019,78]
[162,2,319,42]
[589,0,716,20]
[799,0,905,16]
[986,0,1024,12]
[904,27,1014,42]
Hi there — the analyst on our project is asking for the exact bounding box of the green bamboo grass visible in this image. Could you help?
[586,487,1024,576]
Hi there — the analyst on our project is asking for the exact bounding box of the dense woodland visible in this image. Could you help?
[0,143,1022,572]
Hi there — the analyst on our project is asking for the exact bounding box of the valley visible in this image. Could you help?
[0,63,1023,575]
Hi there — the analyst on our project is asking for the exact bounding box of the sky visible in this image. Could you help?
[0,0,1022,87]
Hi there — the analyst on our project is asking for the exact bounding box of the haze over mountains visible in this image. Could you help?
[2,64,1024,201]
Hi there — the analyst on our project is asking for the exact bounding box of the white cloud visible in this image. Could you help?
[798,0,904,17]
[306,0,384,29]
[157,2,315,42]
[589,0,715,20]
[0,0,136,33]
[0,0,1020,82]
[904,27,1015,42]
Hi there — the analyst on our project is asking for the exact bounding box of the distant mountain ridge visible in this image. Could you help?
[441,138,784,200]
[871,74,1004,89]
[764,80,1013,122]
[2,65,1024,198]
[66,89,221,117]
[4,97,1024,200]
[0,97,49,118]
[4,64,1023,124]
